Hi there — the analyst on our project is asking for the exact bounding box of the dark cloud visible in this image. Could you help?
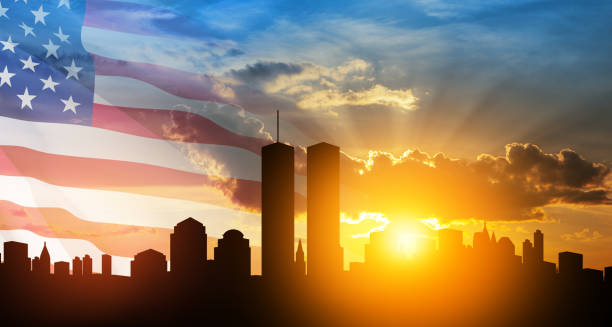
[229,61,303,85]
[340,143,611,222]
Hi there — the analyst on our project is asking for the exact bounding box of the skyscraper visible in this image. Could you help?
[523,239,534,265]
[261,141,294,279]
[307,142,343,277]
[54,262,70,276]
[102,254,112,276]
[83,255,93,276]
[214,229,251,278]
[534,229,543,263]
[170,217,207,276]
[72,257,83,277]
[39,242,50,275]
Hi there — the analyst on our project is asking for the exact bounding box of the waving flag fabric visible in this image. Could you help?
[0,0,298,275]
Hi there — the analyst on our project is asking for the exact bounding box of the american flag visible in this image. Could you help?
[0,0,308,275]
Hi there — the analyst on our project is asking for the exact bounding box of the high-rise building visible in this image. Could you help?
[295,239,305,277]
[83,255,93,276]
[170,217,207,276]
[307,142,343,277]
[131,249,167,279]
[54,261,70,276]
[559,251,582,278]
[37,242,51,275]
[72,257,83,277]
[214,229,251,278]
[3,241,29,274]
[604,266,612,283]
[261,142,294,279]
[523,239,534,265]
[438,229,463,254]
[102,254,112,276]
[534,229,543,263]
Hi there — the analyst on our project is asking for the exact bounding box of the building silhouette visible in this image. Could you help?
[559,251,583,278]
[131,249,167,279]
[3,241,29,274]
[39,242,50,275]
[307,142,343,276]
[534,229,544,263]
[295,239,305,277]
[54,261,70,276]
[214,229,251,278]
[102,254,112,276]
[83,254,93,276]
[170,217,207,276]
[73,256,83,277]
[523,239,534,265]
[261,141,295,279]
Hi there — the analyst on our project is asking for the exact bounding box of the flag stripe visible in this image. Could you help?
[92,54,231,104]
[92,75,315,146]
[0,175,260,241]
[0,115,263,182]
[91,103,268,155]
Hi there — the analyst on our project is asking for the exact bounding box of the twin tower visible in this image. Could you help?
[262,141,343,280]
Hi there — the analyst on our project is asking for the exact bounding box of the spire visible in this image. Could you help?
[491,232,496,244]
[296,239,304,256]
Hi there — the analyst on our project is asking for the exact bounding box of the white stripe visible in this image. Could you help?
[0,175,261,243]
[82,26,233,74]
[93,75,315,147]
[0,115,261,181]
[0,229,133,276]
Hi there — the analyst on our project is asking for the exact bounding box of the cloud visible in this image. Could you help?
[227,58,417,115]
[561,228,603,242]
[340,143,611,222]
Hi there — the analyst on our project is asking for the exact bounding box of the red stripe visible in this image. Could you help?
[92,103,268,155]
[0,146,307,213]
[92,54,232,104]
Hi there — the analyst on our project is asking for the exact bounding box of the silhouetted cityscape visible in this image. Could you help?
[1,141,611,326]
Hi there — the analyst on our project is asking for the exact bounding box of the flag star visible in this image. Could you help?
[20,56,40,72]
[0,66,15,87]
[31,5,49,25]
[0,2,8,19]
[42,39,60,59]
[40,75,60,92]
[58,0,70,9]
[1,36,18,53]
[63,60,82,80]
[19,22,36,37]
[54,26,70,43]
[61,96,80,114]
[17,87,36,110]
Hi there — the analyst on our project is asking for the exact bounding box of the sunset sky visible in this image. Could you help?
[1,0,612,275]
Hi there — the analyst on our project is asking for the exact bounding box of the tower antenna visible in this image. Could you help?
[276,110,279,143]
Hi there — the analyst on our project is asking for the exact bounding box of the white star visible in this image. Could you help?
[61,96,80,114]
[1,36,18,53]
[63,60,82,80]
[54,26,70,43]
[19,22,36,37]
[40,75,60,92]
[31,5,49,25]
[20,56,40,72]
[0,2,8,19]
[17,88,36,110]
[58,0,70,9]
[0,66,15,87]
[42,39,60,59]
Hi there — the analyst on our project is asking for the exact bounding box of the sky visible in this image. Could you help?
[2,0,612,273]
[134,0,612,269]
